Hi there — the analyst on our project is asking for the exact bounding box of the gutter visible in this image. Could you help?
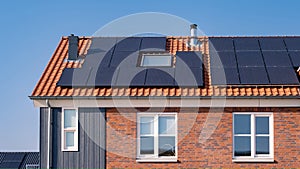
[46,99,52,169]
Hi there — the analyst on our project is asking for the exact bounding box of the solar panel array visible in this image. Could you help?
[210,37,300,85]
[58,37,204,87]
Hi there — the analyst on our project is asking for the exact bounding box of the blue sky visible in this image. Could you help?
[1,0,300,151]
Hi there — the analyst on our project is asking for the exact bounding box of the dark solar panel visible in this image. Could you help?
[89,37,117,52]
[115,68,146,87]
[233,37,260,51]
[284,37,300,51]
[145,68,175,87]
[211,67,240,85]
[174,67,203,87]
[176,51,203,68]
[262,51,292,67]
[209,37,234,51]
[288,51,300,67]
[259,37,286,51]
[210,51,237,68]
[115,37,142,51]
[236,51,265,67]
[0,162,21,168]
[140,37,166,51]
[82,51,113,68]
[239,67,269,85]
[267,67,299,85]
[57,68,92,87]
[86,67,119,87]
[110,51,139,67]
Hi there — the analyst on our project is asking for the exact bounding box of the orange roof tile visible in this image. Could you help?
[30,36,300,98]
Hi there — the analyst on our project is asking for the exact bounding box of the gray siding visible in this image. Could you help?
[40,107,106,168]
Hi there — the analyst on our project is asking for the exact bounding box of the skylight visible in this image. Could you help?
[140,54,172,67]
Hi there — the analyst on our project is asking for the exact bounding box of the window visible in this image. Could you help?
[233,112,273,162]
[62,108,78,151]
[137,113,177,162]
[140,53,173,67]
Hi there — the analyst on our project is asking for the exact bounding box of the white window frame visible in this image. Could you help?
[61,107,78,151]
[232,112,274,162]
[140,53,173,67]
[137,112,177,162]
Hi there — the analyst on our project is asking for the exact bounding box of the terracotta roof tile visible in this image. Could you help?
[31,36,300,98]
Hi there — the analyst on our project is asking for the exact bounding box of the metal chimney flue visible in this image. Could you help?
[188,24,200,47]
[68,34,79,60]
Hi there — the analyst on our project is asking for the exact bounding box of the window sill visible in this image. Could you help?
[232,157,274,163]
[136,158,178,163]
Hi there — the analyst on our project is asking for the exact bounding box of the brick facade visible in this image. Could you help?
[106,107,300,168]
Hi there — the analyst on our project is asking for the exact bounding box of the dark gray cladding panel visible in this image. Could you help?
[57,68,92,87]
[288,51,300,67]
[82,51,113,69]
[145,68,175,87]
[234,37,260,51]
[209,37,234,51]
[239,67,269,85]
[262,51,292,67]
[211,67,240,85]
[210,51,237,68]
[236,51,265,67]
[89,37,117,52]
[110,51,139,67]
[176,51,203,68]
[115,37,142,51]
[259,37,286,51]
[267,67,299,85]
[68,35,79,60]
[175,67,203,87]
[115,67,146,87]
[86,67,119,87]
[140,37,166,51]
[284,37,300,51]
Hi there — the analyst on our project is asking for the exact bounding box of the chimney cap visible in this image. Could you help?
[190,24,197,29]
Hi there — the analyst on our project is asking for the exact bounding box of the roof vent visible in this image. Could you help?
[68,34,79,60]
[187,24,201,47]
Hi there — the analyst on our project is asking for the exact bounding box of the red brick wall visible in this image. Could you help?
[106,107,300,168]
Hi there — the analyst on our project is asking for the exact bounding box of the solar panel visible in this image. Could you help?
[82,51,113,68]
[89,37,117,52]
[86,67,119,87]
[288,51,300,67]
[284,37,300,51]
[233,37,260,51]
[115,37,142,51]
[140,37,166,51]
[110,51,139,67]
[262,51,292,67]
[210,51,237,68]
[239,67,269,85]
[176,51,203,68]
[115,68,146,87]
[209,37,234,51]
[0,162,21,168]
[174,67,203,87]
[259,37,286,51]
[57,68,92,87]
[236,51,265,67]
[266,67,299,85]
[211,67,240,85]
[145,68,175,87]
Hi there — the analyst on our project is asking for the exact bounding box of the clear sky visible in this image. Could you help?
[1,0,300,151]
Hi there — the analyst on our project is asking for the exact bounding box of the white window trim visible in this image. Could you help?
[137,112,177,162]
[140,53,173,67]
[232,112,274,162]
[61,107,79,151]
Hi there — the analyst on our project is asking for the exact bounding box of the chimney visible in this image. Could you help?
[68,34,79,60]
[188,24,200,47]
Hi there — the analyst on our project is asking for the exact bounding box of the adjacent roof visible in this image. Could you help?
[30,36,300,98]
[0,152,39,169]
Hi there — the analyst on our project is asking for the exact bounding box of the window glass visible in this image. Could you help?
[256,136,270,154]
[66,132,75,147]
[140,136,154,154]
[256,117,269,134]
[64,109,76,128]
[234,114,251,134]
[141,55,172,67]
[140,117,154,135]
[159,117,175,135]
[159,136,175,156]
[234,136,251,156]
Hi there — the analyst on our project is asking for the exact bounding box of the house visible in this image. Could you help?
[30,25,300,168]
[0,152,39,169]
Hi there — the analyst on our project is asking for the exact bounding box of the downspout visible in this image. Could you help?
[46,99,52,169]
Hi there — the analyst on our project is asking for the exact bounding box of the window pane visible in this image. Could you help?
[140,117,154,135]
[142,55,171,67]
[234,136,251,156]
[256,117,269,134]
[234,114,251,134]
[159,117,175,135]
[159,136,175,156]
[66,132,75,147]
[140,136,154,154]
[256,136,270,154]
[64,109,76,128]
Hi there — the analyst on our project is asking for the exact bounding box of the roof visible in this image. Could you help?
[30,36,300,99]
[0,152,39,169]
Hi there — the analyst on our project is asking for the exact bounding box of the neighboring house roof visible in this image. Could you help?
[30,36,300,98]
[0,152,39,169]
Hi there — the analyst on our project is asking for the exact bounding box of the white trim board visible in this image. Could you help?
[32,98,300,108]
